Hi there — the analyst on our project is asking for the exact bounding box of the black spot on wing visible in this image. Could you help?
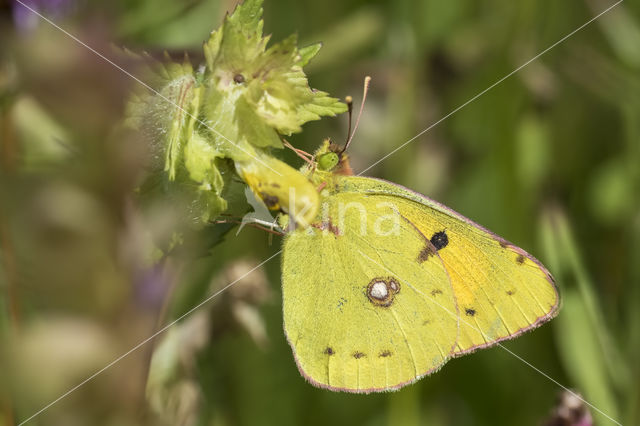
[324,347,334,356]
[516,254,525,264]
[353,351,366,359]
[465,308,476,317]
[419,231,448,263]
[259,192,279,208]
[379,350,392,358]
[430,231,449,250]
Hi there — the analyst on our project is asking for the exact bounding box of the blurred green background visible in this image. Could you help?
[1,0,639,425]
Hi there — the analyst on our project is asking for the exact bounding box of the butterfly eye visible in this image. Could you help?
[317,152,339,171]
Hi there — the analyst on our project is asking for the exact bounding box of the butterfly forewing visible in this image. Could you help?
[340,176,560,356]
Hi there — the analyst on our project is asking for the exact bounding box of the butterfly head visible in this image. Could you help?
[310,139,354,177]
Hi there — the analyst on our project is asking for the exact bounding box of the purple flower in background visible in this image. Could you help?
[12,0,76,32]
[134,264,172,311]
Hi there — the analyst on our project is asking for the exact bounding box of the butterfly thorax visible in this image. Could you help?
[270,140,351,231]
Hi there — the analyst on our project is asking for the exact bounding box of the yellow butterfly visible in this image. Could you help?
[269,137,560,393]
[240,77,559,392]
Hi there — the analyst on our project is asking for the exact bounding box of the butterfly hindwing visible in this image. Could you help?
[282,190,459,392]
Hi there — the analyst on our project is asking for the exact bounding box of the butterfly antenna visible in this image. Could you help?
[344,96,353,146]
[341,76,371,154]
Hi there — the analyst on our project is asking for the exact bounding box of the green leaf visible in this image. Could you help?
[298,43,322,67]
[126,52,230,224]
[126,0,346,227]
[555,289,619,425]
[125,52,201,180]
[202,0,347,150]
[540,207,629,425]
